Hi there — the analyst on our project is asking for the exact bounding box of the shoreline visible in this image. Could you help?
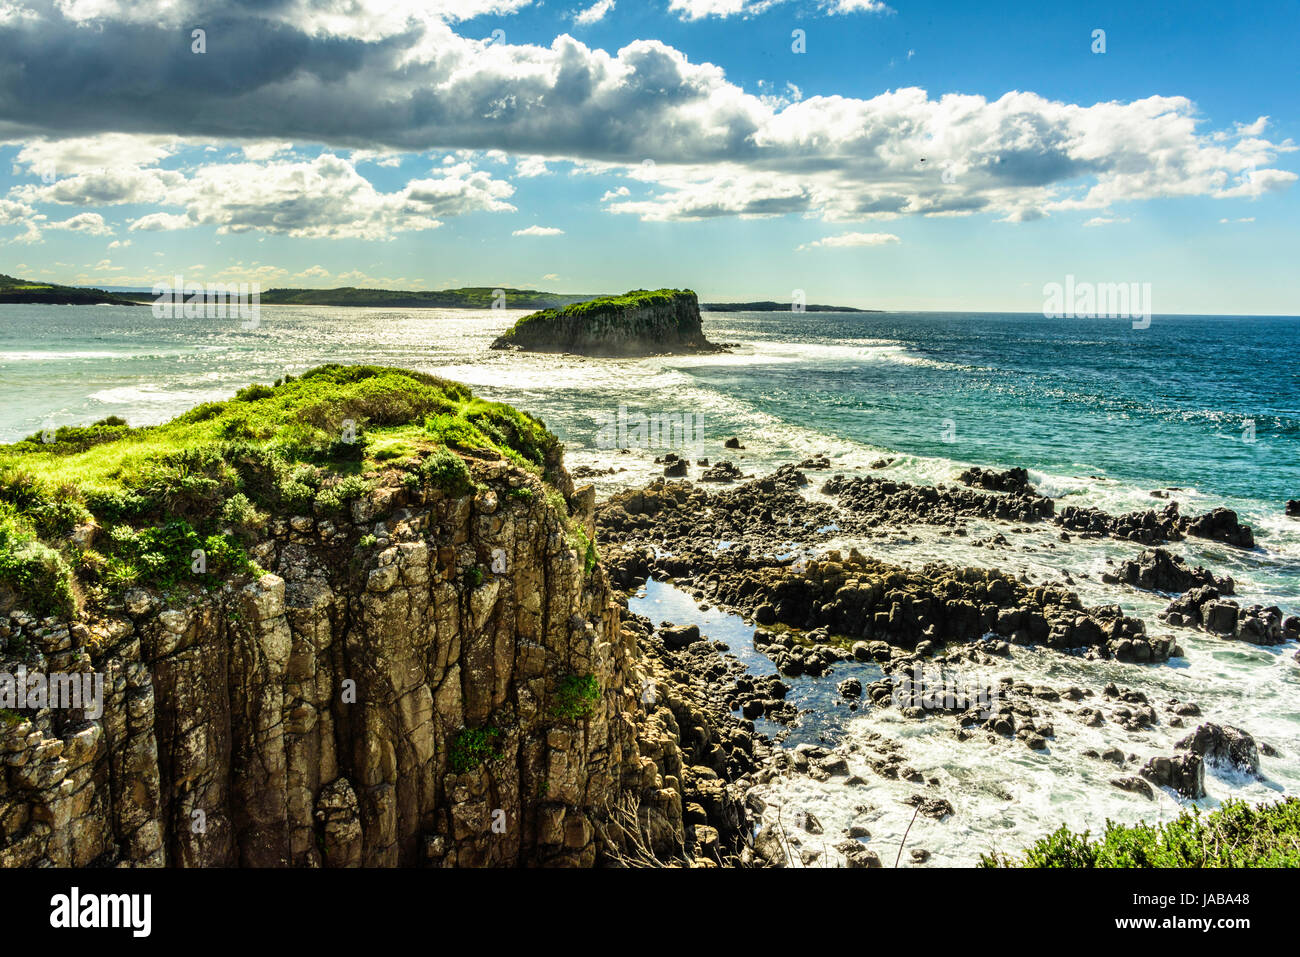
[591,452,1299,866]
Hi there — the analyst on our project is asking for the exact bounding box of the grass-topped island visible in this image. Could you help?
[490,288,726,357]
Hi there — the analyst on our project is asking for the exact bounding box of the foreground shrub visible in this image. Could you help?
[981,797,1300,868]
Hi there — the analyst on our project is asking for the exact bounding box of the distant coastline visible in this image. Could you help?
[1,274,875,312]
[0,273,140,306]
[701,301,877,313]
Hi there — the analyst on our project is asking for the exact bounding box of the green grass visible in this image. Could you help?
[0,364,568,615]
[981,798,1300,867]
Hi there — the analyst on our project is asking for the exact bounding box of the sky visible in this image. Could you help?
[0,0,1296,313]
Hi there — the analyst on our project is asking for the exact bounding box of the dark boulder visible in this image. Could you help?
[1176,723,1260,776]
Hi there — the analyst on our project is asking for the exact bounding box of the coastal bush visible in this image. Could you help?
[314,476,371,513]
[419,446,474,497]
[982,797,1300,867]
[219,492,265,531]
[448,725,503,773]
[0,509,75,617]
[233,383,275,402]
[551,673,600,721]
[96,521,255,591]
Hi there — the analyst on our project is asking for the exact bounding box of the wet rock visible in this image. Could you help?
[1111,776,1154,799]
[958,466,1036,495]
[1101,547,1233,594]
[1183,508,1254,549]
[660,622,703,649]
[837,677,863,699]
[835,840,882,868]
[1140,753,1205,798]
[1176,723,1260,776]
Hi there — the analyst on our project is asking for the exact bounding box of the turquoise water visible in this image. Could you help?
[2,303,1297,865]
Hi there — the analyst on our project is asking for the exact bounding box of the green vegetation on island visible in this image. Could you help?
[981,797,1300,867]
[492,287,722,356]
[0,365,571,619]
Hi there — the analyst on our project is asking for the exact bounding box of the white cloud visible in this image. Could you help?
[0,5,1292,234]
[46,211,114,235]
[129,212,191,232]
[105,155,516,239]
[798,231,899,249]
[108,238,131,248]
[293,265,332,279]
[574,0,615,25]
[1083,216,1130,227]
[241,141,294,162]
[512,225,564,236]
[515,156,551,177]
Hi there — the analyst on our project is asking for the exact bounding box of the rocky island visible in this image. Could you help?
[491,288,725,356]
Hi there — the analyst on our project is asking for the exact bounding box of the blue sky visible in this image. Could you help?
[0,0,1295,313]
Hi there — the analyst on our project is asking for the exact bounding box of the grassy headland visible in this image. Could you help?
[0,365,569,619]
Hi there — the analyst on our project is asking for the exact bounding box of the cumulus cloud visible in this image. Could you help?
[1083,216,1130,227]
[512,225,564,236]
[103,155,515,238]
[45,211,113,235]
[798,231,899,249]
[0,1,1292,237]
[129,212,192,232]
[574,0,615,25]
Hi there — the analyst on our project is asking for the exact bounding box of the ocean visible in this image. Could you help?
[3,303,1298,864]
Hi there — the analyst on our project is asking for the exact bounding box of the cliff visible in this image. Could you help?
[490,289,724,356]
[0,366,749,867]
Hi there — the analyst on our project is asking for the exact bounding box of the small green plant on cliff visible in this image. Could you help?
[981,797,1300,868]
[551,673,600,721]
[568,521,598,579]
[358,533,378,549]
[448,725,503,773]
[0,708,22,727]
[464,566,484,589]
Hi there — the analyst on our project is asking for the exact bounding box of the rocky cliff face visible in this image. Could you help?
[0,454,749,867]
[491,289,722,356]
